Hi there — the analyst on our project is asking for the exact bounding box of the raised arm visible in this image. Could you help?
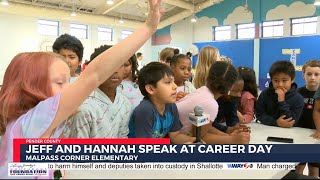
[42,0,165,137]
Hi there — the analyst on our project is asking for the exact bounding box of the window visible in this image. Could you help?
[213,26,231,41]
[38,19,59,36]
[121,30,133,39]
[291,17,317,36]
[262,20,284,37]
[98,27,113,41]
[237,23,255,39]
[70,23,88,39]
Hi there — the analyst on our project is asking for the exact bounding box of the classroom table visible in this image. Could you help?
[249,122,320,145]
[65,122,320,179]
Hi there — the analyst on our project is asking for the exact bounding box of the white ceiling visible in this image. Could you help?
[7,0,224,28]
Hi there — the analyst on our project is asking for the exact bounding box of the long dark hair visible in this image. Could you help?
[238,66,258,98]
[207,61,238,95]
[129,54,139,82]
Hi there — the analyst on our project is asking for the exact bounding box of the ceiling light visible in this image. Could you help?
[315,0,320,6]
[190,0,197,23]
[106,0,114,5]
[119,19,124,24]
[70,11,77,16]
[0,0,9,6]
[70,5,77,16]
[190,14,197,23]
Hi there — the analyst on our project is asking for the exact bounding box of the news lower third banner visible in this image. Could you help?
[8,162,297,176]
[13,138,320,163]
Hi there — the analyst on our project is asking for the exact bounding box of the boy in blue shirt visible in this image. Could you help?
[131,62,195,143]
[256,60,304,127]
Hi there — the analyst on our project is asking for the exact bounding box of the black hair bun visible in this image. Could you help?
[173,48,180,55]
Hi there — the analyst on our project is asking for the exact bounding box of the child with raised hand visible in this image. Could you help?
[177,61,250,144]
[237,67,258,124]
[131,62,195,143]
[295,60,320,177]
[0,0,164,178]
[255,60,304,128]
[170,49,196,101]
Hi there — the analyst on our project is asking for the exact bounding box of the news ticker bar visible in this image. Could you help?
[8,162,296,176]
[13,139,320,163]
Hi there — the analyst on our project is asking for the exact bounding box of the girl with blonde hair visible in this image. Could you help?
[193,46,220,89]
[159,47,175,65]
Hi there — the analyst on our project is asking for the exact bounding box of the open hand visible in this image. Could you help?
[145,0,166,30]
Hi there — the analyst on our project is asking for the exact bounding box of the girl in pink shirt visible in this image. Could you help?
[177,62,250,144]
[237,67,258,124]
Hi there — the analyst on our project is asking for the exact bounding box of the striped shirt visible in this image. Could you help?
[64,88,131,138]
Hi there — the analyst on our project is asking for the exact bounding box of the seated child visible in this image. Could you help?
[237,67,258,124]
[65,45,131,138]
[213,76,244,134]
[295,60,320,178]
[255,60,304,127]
[169,49,196,101]
[119,54,144,111]
[177,61,250,144]
[119,54,144,138]
[131,62,195,143]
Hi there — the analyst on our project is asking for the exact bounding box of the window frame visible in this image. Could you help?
[261,20,284,38]
[97,26,113,41]
[291,16,317,36]
[213,25,231,41]
[37,19,59,36]
[121,30,133,40]
[70,23,88,39]
[236,22,256,39]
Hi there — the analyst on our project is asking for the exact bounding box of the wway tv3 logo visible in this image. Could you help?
[227,163,253,169]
